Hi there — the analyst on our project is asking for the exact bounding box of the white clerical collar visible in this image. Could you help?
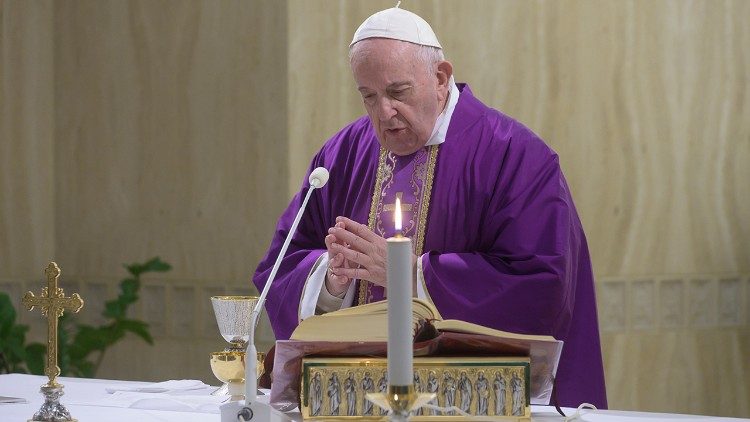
[425,76,460,147]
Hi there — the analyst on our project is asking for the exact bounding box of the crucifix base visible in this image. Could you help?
[29,384,76,422]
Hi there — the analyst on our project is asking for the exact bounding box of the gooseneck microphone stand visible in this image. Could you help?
[220,167,329,422]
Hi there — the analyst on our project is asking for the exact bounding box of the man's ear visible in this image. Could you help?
[436,61,453,103]
[436,61,453,88]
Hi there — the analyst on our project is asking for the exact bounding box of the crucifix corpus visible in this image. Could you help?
[22,262,84,422]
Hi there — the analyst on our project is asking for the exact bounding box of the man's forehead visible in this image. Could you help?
[351,41,422,86]
[350,38,418,61]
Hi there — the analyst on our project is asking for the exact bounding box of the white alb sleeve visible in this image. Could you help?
[299,252,356,321]
[416,253,428,300]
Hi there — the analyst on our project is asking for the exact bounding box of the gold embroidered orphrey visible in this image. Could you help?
[359,145,439,305]
[22,262,84,422]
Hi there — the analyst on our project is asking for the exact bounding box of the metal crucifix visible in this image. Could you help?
[22,262,84,387]
[21,262,84,422]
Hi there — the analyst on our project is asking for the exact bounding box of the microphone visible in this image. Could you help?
[222,167,329,422]
[309,167,329,188]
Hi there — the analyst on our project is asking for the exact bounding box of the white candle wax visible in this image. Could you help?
[386,235,413,386]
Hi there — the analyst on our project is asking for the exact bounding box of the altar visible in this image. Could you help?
[1,373,747,422]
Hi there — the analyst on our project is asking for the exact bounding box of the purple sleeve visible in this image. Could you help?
[253,159,329,341]
[252,118,377,341]
[422,112,606,407]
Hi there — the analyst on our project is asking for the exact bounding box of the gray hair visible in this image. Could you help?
[414,44,445,74]
[349,40,445,75]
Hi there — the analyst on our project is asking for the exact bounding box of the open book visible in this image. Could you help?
[291,298,555,344]
[269,298,562,408]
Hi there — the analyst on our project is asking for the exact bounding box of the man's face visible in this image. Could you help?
[350,39,449,156]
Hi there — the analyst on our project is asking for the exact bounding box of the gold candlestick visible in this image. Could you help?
[22,262,84,422]
[365,386,435,421]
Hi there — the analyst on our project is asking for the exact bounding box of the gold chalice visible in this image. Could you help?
[209,351,265,401]
[210,351,245,401]
[210,295,265,399]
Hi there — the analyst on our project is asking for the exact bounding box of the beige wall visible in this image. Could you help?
[288,2,750,415]
[1,0,287,385]
[1,0,748,417]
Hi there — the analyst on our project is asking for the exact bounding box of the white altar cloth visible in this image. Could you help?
[1,374,747,422]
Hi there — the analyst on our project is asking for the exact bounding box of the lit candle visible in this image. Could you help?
[394,197,403,234]
[387,197,412,386]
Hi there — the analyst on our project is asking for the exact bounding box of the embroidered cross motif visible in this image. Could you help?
[383,192,413,212]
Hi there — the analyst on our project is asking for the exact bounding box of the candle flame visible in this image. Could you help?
[394,196,402,232]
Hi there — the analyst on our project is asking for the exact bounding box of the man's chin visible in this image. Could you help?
[389,148,420,156]
[380,136,425,156]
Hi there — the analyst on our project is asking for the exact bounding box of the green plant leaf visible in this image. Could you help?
[7,326,28,358]
[103,300,126,319]
[25,343,45,374]
[9,323,29,339]
[103,324,126,345]
[124,264,141,276]
[57,326,70,376]
[0,293,17,338]
[121,278,139,297]
[71,325,111,358]
[118,281,139,309]
[118,319,153,344]
[124,257,169,276]
[5,338,26,362]
[141,257,172,273]
[73,359,96,378]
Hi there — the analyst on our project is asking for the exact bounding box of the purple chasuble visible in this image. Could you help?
[253,84,607,408]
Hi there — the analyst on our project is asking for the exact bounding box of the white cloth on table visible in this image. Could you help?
[1,374,747,422]
[105,379,209,394]
[87,391,228,413]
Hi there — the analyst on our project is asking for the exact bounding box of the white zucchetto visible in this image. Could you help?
[350,5,442,49]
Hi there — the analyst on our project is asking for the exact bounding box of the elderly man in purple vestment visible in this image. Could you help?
[253,6,607,409]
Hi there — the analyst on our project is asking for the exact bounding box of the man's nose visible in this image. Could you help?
[376,97,397,121]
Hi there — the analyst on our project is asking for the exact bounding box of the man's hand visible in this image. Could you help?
[327,216,417,288]
[325,221,353,296]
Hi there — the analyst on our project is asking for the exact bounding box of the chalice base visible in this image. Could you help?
[29,384,76,422]
[212,383,229,396]
[228,381,246,402]
[213,382,265,398]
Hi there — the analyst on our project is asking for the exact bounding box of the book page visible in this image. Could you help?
[434,319,556,342]
[290,298,436,342]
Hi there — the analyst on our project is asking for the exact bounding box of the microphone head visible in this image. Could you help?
[309,167,330,188]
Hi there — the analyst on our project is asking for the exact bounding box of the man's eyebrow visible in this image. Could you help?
[387,82,412,89]
[357,82,412,92]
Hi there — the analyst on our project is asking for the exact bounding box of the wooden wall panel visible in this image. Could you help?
[53,0,288,282]
[1,0,287,382]
[0,0,55,281]
[601,329,750,416]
